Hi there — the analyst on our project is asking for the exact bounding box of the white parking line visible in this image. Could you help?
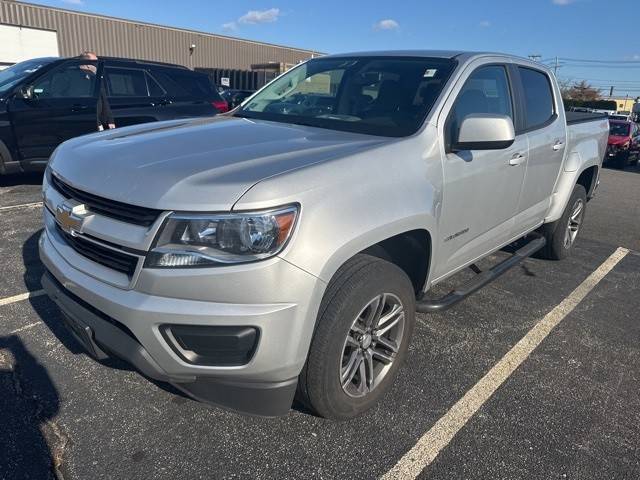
[0,290,46,307]
[8,321,43,335]
[0,201,43,211]
[382,246,630,480]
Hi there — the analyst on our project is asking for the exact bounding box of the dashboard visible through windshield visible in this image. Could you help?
[236,56,456,137]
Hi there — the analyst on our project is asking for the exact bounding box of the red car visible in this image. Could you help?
[606,120,640,168]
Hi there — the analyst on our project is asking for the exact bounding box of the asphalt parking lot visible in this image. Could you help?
[1,165,639,480]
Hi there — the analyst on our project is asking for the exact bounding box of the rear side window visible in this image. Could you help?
[105,67,148,97]
[153,69,221,100]
[448,65,513,143]
[518,67,555,130]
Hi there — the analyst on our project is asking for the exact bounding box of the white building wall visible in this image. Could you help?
[0,24,59,69]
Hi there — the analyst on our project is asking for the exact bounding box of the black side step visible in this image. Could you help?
[416,233,546,313]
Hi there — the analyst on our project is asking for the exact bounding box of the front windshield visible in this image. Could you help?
[610,122,630,136]
[0,58,56,94]
[237,56,456,137]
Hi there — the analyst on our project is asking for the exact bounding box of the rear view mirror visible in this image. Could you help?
[453,114,515,151]
[18,85,34,100]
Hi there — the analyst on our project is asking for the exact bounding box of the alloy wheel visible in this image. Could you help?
[564,198,584,248]
[339,293,405,398]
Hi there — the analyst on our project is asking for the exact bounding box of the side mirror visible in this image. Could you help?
[17,85,35,100]
[452,114,516,151]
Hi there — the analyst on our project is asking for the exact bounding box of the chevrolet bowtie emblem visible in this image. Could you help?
[55,203,88,235]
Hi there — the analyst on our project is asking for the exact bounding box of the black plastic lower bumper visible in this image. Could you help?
[41,271,297,417]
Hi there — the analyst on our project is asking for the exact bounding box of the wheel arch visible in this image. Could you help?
[318,220,434,295]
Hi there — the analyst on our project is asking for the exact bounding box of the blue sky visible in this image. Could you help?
[32,0,640,97]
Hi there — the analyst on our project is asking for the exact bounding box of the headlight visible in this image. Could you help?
[145,205,298,267]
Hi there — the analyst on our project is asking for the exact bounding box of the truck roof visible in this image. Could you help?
[322,50,547,67]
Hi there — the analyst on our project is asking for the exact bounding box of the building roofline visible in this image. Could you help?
[6,1,325,56]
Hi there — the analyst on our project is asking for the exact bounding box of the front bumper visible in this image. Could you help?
[39,229,325,416]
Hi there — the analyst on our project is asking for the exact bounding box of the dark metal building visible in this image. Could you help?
[0,0,322,72]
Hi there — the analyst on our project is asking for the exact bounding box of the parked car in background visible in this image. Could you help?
[40,51,607,419]
[605,120,640,168]
[608,113,632,122]
[0,56,227,175]
[220,88,254,109]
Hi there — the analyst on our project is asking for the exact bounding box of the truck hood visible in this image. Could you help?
[50,116,390,211]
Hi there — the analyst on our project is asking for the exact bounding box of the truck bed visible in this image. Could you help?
[566,111,608,125]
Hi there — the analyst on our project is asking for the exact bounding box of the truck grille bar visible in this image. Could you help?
[51,174,161,227]
[56,225,139,277]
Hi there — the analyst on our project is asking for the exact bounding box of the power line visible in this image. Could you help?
[556,57,640,64]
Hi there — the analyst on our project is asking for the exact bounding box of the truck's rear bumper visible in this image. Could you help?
[42,271,298,417]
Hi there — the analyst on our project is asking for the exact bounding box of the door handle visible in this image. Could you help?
[552,141,565,151]
[71,104,89,112]
[509,153,526,166]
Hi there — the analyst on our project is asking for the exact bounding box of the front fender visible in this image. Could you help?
[234,135,442,285]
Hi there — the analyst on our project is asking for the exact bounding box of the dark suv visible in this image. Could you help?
[0,56,228,175]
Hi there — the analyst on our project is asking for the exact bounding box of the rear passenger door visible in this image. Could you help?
[150,68,218,118]
[103,64,166,127]
[512,66,566,234]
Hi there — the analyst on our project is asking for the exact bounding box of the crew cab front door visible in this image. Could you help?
[434,63,528,280]
[8,60,100,164]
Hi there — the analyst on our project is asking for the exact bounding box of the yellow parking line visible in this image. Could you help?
[0,290,46,307]
[382,247,630,480]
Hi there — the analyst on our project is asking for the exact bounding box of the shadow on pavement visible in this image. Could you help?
[602,162,640,175]
[0,172,44,187]
[0,335,60,479]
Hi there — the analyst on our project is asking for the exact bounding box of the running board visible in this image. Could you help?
[416,233,546,313]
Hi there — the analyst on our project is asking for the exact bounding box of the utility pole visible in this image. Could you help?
[553,56,560,75]
[528,54,542,62]
[610,86,614,97]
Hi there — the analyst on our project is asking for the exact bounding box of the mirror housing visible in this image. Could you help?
[452,114,515,151]
[17,85,34,100]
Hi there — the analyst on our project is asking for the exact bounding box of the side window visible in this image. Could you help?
[105,67,148,97]
[146,72,165,97]
[449,65,513,143]
[518,67,555,130]
[154,69,223,100]
[32,61,97,98]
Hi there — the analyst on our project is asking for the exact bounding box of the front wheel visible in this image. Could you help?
[297,254,416,420]
[537,184,587,260]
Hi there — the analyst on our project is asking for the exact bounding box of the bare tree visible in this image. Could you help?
[564,80,601,102]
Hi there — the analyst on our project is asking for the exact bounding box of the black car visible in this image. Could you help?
[0,56,229,175]
[219,88,255,109]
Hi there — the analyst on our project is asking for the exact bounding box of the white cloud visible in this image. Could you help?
[479,20,491,28]
[238,8,280,24]
[373,19,400,31]
[222,22,237,31]
[552,0,576,5]
[61,0,84,4]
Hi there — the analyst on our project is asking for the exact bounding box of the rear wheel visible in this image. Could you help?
[538,184,587,260]
[298,254,415,420]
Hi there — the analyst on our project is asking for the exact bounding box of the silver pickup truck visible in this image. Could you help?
[40,51,608,419]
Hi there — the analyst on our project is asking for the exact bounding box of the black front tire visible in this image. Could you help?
[297,254,416,420]
[537,184,587,260]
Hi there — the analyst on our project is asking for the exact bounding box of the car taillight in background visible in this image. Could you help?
[212,100,229,113]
